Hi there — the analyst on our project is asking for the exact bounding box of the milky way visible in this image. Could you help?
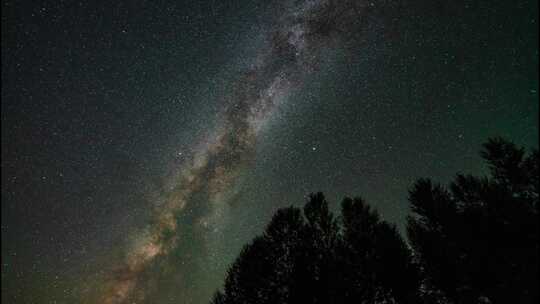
[100,1,374,303]
[3,0,538,303]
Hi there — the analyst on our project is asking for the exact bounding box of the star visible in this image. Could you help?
[1,1,537,303]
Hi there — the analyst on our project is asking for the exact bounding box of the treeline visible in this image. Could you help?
[210,138,538,304]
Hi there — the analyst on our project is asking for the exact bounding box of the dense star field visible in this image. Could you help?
[1,0,538,303]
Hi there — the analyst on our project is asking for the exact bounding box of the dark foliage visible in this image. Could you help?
[212,138,538,304]
[407,137,539,303]
[212,193,420,304]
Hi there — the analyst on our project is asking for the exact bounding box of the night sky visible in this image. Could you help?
[1,0,538,303]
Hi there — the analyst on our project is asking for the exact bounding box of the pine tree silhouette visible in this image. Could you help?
[407,137,539,303]
[211,137,538,304]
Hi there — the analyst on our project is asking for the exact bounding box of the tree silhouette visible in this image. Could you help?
[218,207,305,304]
[211,137,537,304]
[338,197,420,303]
[407,137,539,303]
[213,193,421,304]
